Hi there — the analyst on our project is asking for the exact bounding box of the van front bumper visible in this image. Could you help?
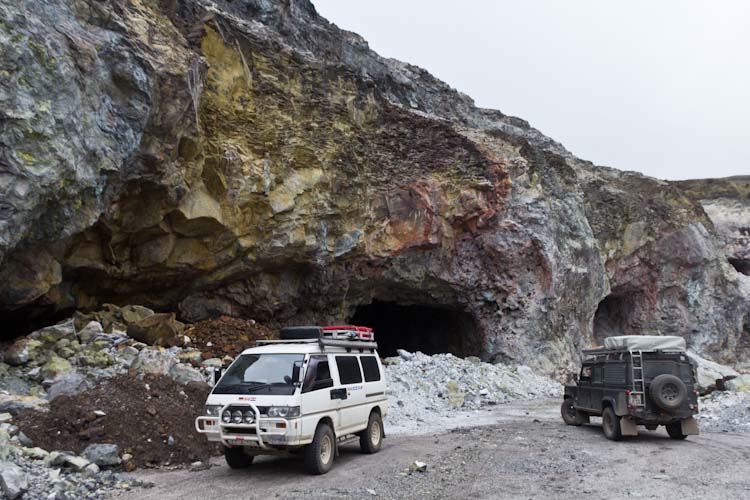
[195,403,300,449]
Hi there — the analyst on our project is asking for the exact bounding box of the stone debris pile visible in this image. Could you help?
[0,412,152,499]
[383,350,562,433]
[696,390,750,433]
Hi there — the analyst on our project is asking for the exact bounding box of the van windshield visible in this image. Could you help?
[213,354,304,395]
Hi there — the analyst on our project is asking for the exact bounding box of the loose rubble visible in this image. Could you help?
[696,390,750,433]
[383,350,562,434]
[15,375,216,468]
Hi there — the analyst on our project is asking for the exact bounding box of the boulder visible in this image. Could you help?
[33,320,76,344]
[82,443,121,467]
[168,363,205,385]
[0,395,47,415]
[21,447,48,460]
[120,305,155,325]
[78,321,104,343]
[687,351,739,393]
[47,371,87,401]
[4,339,42,366]
[0,462,28,499]
[725,374,750,392]
[40,355,73,380]
[0,429,10,460]
[126,313,184,347]
[176,350,203,367]
[132,349,176,376]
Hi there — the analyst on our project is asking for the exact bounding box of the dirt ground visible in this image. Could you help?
[16,375,218,467]
[119,399,750,500]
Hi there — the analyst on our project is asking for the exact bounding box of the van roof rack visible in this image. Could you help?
[256,325,378,352]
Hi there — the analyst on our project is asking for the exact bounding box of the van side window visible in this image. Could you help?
[335,356,363,384]
[302,356,333,393]
[360,356,381,382]
[593,365,603,384]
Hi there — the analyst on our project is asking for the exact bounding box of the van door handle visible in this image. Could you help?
[330,388,347,400]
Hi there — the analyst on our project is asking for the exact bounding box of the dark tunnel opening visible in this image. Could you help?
[593,292,641,343]
[350,301,482,358]
[728,258,750,276]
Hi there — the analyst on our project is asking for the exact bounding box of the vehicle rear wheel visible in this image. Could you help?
[560,399,582,426]
[224,447,254,469]
[304,423,335,475]
[665,421,688,440]
[360,412,383,453]
[602,406,622,441]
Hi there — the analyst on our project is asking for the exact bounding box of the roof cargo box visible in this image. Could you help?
[603,335,686,352]
[280,326,322,340]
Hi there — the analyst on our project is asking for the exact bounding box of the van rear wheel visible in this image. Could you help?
[666,421,688,440]
[360,412,383,453]
[561,399,582,426]
[224,447,254,469]
[602,406,623,441]
[304,423,335,475]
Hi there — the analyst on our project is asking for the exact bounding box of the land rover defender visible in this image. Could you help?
[561,335,699,440]
[195,325,388,474]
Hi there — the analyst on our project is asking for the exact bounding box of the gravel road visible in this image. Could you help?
[120,399,750,500]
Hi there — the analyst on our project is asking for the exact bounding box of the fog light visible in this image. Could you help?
[232,410,243,424]
[244,410,255,423]
[221,411,231,423]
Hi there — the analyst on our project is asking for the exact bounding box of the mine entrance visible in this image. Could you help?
[729,258,750,276]
[350,301,481,358]
[593,292,641,342]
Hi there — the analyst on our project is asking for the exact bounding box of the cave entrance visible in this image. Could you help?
[349,301,481,358]
[728,258,750,276]
[593,292,642,343]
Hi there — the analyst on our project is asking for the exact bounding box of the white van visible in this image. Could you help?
[195,325,388,474]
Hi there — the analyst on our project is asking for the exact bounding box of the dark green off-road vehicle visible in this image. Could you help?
[561,336,700,440]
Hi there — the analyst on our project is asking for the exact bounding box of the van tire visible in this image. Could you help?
[561,399,582,426]
[666,421,688,440]
[360,412,383,453]
[602,406,622,441]
[650,374,688,412]
[304,423,335,475]
[224,447,254,469]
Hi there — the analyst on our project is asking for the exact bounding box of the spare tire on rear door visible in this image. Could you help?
[649,374,687,412]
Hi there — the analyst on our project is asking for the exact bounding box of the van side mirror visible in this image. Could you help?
[213,367,223,386]
[292,360,303,385]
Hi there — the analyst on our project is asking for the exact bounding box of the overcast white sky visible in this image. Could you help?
[314,1,749,180]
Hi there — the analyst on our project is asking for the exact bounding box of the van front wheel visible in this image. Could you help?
[360,412,383,454]
[224,447,254,469]
[304,423,335,475]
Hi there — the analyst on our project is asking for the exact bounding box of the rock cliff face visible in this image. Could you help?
[1,0,748,374]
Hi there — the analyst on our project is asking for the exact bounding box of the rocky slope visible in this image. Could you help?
[1,0,748,374]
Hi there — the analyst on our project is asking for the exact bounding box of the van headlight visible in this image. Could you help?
[267,406,300,418]
[204,405,222,416]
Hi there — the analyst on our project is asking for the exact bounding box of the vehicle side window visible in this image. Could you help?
[593,365,603,384]
[360,356,381,382]
[335,356,363,385]
[580,365,592,382]
[302,356,333,393]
